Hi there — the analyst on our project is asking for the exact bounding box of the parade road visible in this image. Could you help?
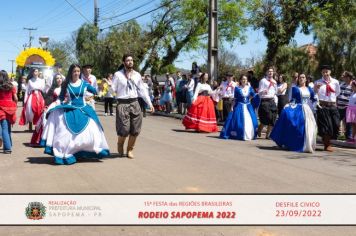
[1,104,355,235]
[2,104,355,193]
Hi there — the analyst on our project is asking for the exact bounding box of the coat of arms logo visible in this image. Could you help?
[25,202,46,220]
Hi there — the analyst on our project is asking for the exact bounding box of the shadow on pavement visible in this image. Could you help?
[26,157,105,165]
[107,153,125,158]
[12,130,32,133]
[25,157,57,165]
[22,143,42,148]
[256,145,286,151]
[171,129,199,133]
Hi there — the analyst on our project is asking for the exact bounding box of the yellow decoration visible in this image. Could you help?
[16,48,55,67]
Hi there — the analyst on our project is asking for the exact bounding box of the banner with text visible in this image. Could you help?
[1,195,355,225]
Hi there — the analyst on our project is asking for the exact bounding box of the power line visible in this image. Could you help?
[100,0,177,31]
[100,0,136,16]
[100,0,153,22]
[63,0,91,24]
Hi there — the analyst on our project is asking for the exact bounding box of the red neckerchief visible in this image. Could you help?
[323,78,335,96]
[83,75,92,84]
[226,81,234,91]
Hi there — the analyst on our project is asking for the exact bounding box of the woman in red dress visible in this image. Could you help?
[19,68,45,131]
[182,73,218,132]
[0,70,18,153]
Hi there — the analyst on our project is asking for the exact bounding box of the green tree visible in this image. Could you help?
[274,44,317,81]
[140,0,250,75]
[75,23,100,69]
[250,0,329,70]
[48,39,77,71]
[314,0,356,77]
[217,48,243,80]
[99,21,148,76]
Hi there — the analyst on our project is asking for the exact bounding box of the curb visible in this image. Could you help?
[153,111,355,149]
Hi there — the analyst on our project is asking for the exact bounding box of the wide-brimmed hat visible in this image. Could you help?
[321,64,332,70]
[225,72,234,77]
[82,64,93,68]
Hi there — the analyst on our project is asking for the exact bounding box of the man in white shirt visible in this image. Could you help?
[219,72,237,121]
[112,54,154,158]
[81,64,97,110]
[314,65,341,152]
[257,67,278,139]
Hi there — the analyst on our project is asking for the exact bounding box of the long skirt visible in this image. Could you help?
[182,95,218,132]
[220,102,258,140]
[41,108,110,165]
[19,91,45,126]
[346,105,356,123]
[270,103,317,153]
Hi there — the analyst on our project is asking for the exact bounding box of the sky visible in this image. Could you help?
[0,0,314,74]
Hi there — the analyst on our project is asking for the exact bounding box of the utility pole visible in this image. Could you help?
[94,0,99,27]
[8,60,15,74]
[208,0,218,83]
[23,27,37,48]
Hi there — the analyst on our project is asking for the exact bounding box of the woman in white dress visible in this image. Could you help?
[41,64,110,165]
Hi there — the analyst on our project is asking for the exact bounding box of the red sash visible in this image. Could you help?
[324,79,335,96]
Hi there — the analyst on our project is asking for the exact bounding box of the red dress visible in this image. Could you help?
[0,87,17,124]
[182,83,218,132]
[19,78,45,126]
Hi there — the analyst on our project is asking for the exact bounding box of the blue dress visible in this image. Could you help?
[220,86,259,140]
[270,86,317,153]
[40,80,110,165]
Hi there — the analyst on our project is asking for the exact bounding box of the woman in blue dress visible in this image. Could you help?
[270,73,317,153]
[220,75,259,140]
[41,64,110,165]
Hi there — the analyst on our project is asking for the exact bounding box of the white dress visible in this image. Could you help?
[41,80,110,165]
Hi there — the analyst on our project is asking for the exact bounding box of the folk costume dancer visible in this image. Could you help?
[182,73,218,133]
[40,64,109,165]
[219,72,237,121]
[19,68,45,132]
[270,74,317,153]
[220,75,260,140]
[257,67,278,139]
[314,65,341,152]
[112,54,154,159]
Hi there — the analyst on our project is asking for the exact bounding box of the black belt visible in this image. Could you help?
[117,98,138,104]
[261,98,274,101]
[319,101,336,107]
[198,91,209,96]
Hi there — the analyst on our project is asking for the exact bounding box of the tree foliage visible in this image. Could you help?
[250,0,329,70]
[48,39,77,71]
[75,21,147,77]
[76,24,99,67]
[274,44,317,81]
[314,0,356,77]
[140,0,250,75]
